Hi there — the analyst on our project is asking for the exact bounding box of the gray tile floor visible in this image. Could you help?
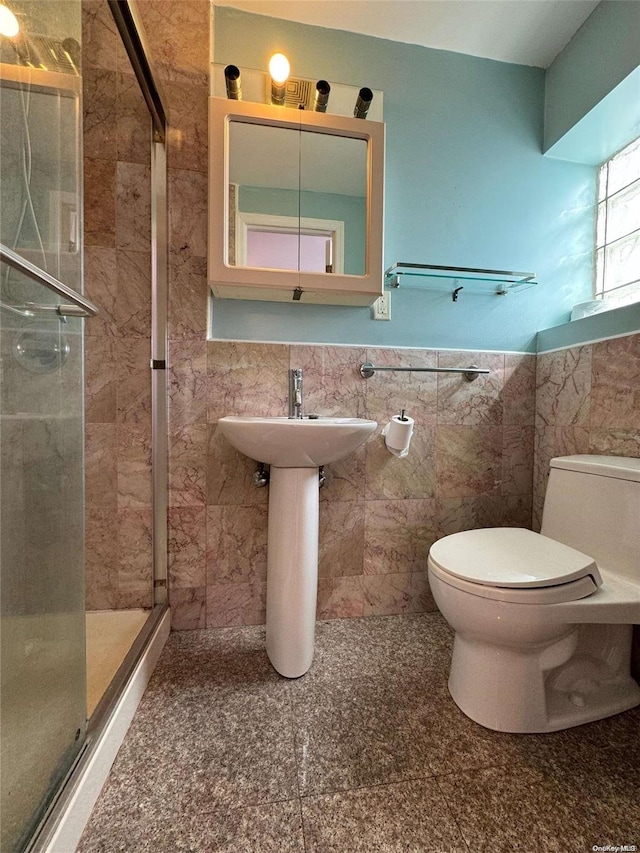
[78,614,640,853]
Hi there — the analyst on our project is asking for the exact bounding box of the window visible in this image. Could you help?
[595,136,640,306]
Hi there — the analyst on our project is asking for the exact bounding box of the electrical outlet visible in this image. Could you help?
[372,291,391,321]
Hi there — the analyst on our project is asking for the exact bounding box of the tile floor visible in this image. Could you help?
[78,613,640,852]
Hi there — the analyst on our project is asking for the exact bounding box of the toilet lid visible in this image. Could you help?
[428,528,602,589]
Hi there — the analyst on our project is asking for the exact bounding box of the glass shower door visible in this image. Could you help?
[0,1,88,849]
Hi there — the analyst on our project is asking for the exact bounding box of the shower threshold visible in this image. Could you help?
[25,605,170,853]
[86,609,150,718]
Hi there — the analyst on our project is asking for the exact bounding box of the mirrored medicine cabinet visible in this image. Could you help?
[208,97,385,305]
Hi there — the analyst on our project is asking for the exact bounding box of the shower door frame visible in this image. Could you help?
[26,1,169,849]
[108,0,169,610]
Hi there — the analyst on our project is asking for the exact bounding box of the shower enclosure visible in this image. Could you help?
[0,1,167,849]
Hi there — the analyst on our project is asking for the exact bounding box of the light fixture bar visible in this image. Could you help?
[224,64,241,99]
[313,79,330,112]
[269,52,290,105]
[354,86,373,119]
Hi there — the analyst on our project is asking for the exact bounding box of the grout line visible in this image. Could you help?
[427,756,516,781]
[298,771,441,803]
[292,743,516,805]
[433,775,474,853]
[194,794,298,816]
[287,682,302,801]
[298,795,308,853]
[287,682,309,851]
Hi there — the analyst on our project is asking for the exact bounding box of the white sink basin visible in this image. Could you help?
[218,415,377,468]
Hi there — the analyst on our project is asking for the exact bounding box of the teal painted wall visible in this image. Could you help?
[238,186,366,275]
[545,66,640,167]
[544,1,640,157]
[211,8,596,352]
[537,302,640,353]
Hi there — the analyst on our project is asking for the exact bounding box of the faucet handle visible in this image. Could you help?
[289,367,304,418]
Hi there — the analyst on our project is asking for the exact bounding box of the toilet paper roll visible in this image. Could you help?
[382,414,414,458]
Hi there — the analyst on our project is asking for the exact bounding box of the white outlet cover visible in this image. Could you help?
[372,292,391,320]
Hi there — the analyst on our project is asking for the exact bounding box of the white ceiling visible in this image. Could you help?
[213,0,600,68]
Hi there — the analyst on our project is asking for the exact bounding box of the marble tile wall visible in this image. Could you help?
[169,342,536,629]
[532,332,640,528]
[83,0,210,610]
[82,0,154,609]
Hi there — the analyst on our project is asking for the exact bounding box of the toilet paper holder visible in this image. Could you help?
[382,409,414,458]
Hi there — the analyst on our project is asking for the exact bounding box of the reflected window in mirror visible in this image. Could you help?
[236,209,345,273]
[246,230,337,273]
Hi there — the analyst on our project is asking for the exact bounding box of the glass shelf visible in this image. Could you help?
[384,263,537,300]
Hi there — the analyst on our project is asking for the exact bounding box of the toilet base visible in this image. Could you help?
[449,624,640,733]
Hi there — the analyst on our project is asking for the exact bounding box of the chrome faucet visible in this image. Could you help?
[289,368,303,418]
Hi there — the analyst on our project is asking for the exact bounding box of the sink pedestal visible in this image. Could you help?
[266,466,319,678]
[217,415,377,678]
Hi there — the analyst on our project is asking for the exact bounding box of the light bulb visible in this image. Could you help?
[268,53,290,85]
[0,4,19,37]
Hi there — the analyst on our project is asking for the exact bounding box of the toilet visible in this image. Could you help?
[428,455,640,733]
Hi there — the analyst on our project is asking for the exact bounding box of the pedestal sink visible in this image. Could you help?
[218,416,377,677]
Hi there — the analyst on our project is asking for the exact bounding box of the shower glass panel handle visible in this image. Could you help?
[0,243,100,318]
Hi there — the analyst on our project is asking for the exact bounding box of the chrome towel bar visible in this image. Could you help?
[0,242,99,318]
[360,362,489,382]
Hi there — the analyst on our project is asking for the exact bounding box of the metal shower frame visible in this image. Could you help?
[108,0,169,610]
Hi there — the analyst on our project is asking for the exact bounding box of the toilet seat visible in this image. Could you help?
[428,528,602,605]
[428,559,600,604]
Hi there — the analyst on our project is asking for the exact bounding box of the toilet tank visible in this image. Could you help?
[541,455,640,584]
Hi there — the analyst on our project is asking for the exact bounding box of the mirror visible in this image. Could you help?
[229,122,367,275]
[209,98,384,306]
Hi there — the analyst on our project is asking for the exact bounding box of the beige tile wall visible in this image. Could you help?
[82,0,210,610]
[83,0,154,610]
[169,343,536,629]
[533,333,640,528]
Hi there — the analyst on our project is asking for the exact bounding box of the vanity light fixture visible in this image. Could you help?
[0,3,19,37]
[313,79,331,112]
[224,64,242,100]
[354,87,373,119]
[269,52,290,105]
